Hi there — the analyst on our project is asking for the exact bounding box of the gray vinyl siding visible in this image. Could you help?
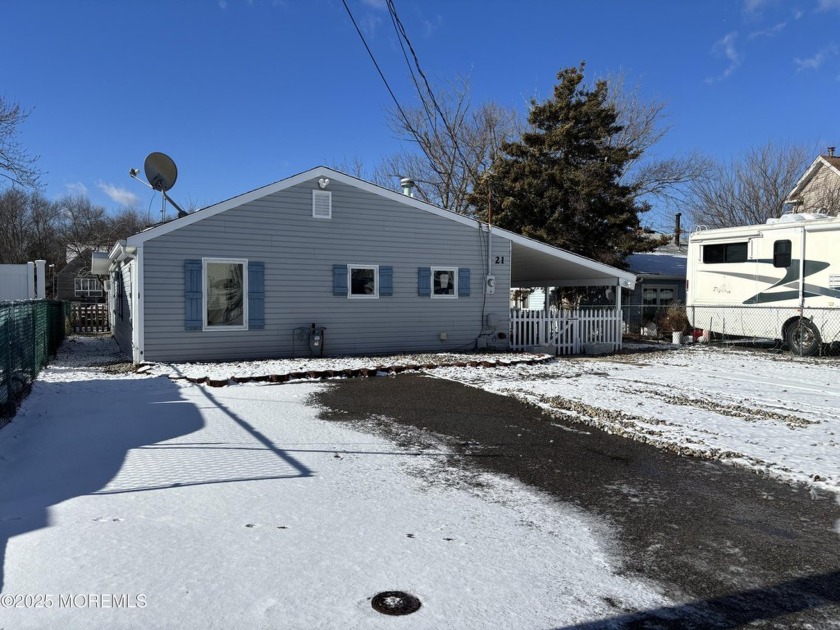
[138,177,511,362]
[112,261,134,357]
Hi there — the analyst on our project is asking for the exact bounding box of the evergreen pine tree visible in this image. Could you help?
[469,64,657,267]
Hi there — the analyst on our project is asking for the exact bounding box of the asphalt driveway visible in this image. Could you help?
[313,373,840,629]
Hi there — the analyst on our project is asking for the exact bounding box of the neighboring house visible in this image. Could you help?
[785,148,840,215]
[56,248,109,303]
[624,239,687,333]
[109,166,636,363]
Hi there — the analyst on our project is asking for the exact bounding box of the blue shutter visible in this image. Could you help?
[418,267,431,296]
[184,259,202,330]
[458,267,471,297]
[380,266,393,296]
[333,264,348,296]
[248,261,265,329]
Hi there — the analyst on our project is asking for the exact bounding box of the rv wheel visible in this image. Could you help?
[786,319,821,357]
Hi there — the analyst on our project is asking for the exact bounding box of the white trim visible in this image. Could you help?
[347,264,379,299]
[786,156,840,202]
[430,266,458,299]
[202,257,249,331]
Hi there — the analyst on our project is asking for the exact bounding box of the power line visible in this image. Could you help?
[339,0,413,136]
[385,0,477,182]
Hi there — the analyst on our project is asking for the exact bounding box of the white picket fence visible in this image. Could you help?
[509,308,623,355]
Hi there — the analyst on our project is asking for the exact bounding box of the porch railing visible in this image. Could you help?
[510,308,623,355]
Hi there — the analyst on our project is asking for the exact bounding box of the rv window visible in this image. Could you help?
[702,242,748,264]
[773,240,791,268]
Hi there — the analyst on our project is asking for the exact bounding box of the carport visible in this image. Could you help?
[500,229,637,354]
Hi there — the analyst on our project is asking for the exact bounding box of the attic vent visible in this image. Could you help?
[312,190,332,219]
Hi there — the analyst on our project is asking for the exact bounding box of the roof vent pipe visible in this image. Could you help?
[400,177,415,197]
[828,146,836,157]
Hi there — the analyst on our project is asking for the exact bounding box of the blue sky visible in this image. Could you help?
[4,0,839,229]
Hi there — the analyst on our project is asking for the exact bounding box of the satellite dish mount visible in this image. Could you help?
[129,152,188,221]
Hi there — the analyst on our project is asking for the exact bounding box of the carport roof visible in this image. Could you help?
[501,230,637,289]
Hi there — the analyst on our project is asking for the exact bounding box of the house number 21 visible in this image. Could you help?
[494,256,505,264]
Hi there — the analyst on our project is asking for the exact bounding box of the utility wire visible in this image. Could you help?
[340,0,414,137]
[385,0,478,183]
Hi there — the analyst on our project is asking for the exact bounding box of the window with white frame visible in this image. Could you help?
[349,265,378,298]
[74,277,103,298]
[642,285,676,307]
[432,267,457,298]
[204,259,248,329]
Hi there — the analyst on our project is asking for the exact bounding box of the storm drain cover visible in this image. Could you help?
[371,591,422,616]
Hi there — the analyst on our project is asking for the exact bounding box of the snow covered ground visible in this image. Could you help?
[149,341,840,494]
[0,337,670,629]
[430,344,840,495]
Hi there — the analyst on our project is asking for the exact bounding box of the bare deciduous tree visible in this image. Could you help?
[688,142,813,228]
[0,97,40,189]
[380,76,520,215]
[604,73,714,214]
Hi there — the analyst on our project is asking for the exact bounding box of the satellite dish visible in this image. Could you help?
[144,152,178,192]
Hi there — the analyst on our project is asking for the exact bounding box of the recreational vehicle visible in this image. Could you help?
[686,213,840,355]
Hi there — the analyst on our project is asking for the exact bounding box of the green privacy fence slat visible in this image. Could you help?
[0,300,68,425]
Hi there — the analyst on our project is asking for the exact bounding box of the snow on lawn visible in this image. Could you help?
[146,350,551,382]
[0,337,670,629]
[429,345,840,494]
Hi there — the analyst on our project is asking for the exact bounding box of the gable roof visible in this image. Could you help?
[117,166,636,290]
[786,155,840,203]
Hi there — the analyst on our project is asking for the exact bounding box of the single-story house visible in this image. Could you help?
[109,166,636,363]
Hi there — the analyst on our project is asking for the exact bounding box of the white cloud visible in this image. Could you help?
[749,21,787,39]
[423,15,443,37]
[359,13,382,37]
[218,0,227,8]
[743,0,774,12]
[794,43,838,71]
[97,182,140,207]
[817,0,840,12]
[65,182,88,198]
[361,0,386,9]
[706,32,743,83]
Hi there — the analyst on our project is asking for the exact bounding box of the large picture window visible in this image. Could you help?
[204,259,247,329]
[432,267,457,298]
[349,265,378,298]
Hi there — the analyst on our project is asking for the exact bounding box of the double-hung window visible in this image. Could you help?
[204,258,248,329]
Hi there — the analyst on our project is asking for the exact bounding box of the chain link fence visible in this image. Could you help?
[1,300,69,424]
[623,303,840,357]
